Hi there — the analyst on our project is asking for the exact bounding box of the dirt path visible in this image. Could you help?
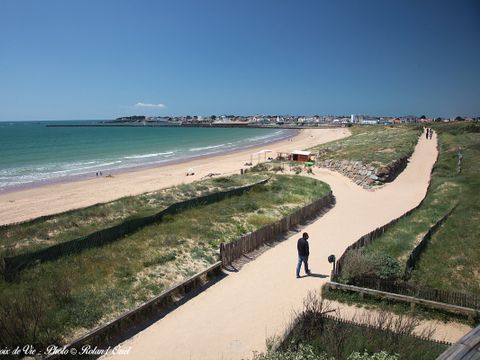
[103,131,470,359]
[0,128,349,225]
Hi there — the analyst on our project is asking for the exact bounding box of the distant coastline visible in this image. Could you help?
[46,123,343,129]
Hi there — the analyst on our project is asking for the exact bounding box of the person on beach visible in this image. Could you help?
[296,232,311,278]
[429,129,433,140]
[425,128,429,139]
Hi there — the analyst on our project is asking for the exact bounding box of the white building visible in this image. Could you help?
[351,114,364,123]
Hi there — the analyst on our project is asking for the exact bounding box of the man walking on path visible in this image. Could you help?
[296,232,311,278]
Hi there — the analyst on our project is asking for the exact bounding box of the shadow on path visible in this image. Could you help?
[297,273,329,279]
[92,271,228,359]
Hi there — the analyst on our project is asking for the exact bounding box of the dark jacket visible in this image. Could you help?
[297,237,309,257]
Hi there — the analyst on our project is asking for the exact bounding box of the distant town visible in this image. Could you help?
[110,114,478,127]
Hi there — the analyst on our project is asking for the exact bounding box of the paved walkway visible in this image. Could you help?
[103,131,470,359]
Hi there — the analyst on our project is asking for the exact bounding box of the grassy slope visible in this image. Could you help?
[364,122,480,294]
[0,174,330,347]
[410,123,480,292]
[292,319,445,360]
[310,125,421,168]
[0,174,265,256]
[260,291,446,360]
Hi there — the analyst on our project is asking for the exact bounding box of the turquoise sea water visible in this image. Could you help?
[0,121,294,192]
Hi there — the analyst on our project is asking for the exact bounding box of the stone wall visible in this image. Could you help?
[318,153,412,189]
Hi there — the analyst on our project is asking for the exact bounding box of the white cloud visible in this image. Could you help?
[134,102,166,108]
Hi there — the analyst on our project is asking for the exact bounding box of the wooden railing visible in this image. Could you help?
[437,325,480,359]
[324,282,480,320]
[334,276,480,311]
[43,262,223,359]
[220,192,334,267]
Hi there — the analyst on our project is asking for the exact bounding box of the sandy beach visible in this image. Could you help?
[0,128,350,225]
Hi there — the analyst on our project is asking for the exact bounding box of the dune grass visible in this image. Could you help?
[0,174,265,256]
[310,125,422,168]
[0,174,330,349]
[257,291,446,360]
[363,122,480,294]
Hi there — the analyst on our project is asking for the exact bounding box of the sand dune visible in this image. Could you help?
[0,128,349,225]
[102,131,470,359]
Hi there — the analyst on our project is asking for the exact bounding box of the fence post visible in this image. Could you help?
[219,243,225,266]
[218,193,334,267]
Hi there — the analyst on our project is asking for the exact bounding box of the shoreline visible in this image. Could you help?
[0,129,297,195]
[0,128,350,225]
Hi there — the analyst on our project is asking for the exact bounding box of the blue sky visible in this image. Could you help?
[0,0,479,120]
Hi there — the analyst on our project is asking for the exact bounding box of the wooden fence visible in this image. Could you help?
[321,314,452,346]
[273,310,451,353]
[381,152,412,183]
[404,205,457,279]
[334,145,440,277]
[2,178,269,277]
[220,191,334,267]
[43,262,223,360]
[338,277,480,310]
[331,206,469,309]
[324,282,480,320]
[333,201,430,276]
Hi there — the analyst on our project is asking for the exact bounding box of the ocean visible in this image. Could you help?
[0,121,294,192]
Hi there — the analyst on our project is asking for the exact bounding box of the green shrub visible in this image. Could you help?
[340,251,376,283]
[253,344,333,360]
[292,166,303,174]
[251,163,270,172]
[371,253,402,280]
[348,351,399,360]
[271,165,284,173]
[340,251,401,283]
[280,291,445,360]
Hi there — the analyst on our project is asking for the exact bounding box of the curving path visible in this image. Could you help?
[103,130,470,359]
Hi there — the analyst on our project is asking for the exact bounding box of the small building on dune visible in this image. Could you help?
[292,150,311,162]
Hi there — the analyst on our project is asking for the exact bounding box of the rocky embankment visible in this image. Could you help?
[318,153,412,189]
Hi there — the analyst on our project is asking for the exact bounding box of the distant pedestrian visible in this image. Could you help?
[100,171,103,176]
[96,172,98,177]
[429,129,433,140]
[296,232,311,278]
[425,128,429,139]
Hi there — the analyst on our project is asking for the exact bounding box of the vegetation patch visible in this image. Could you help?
[254,291,446,360]
[0,174,330,350]
[310,125,421,168]
[322,285,476,327]
[305,125,422,187]
[0,174,266,257]
[358,122,480,295]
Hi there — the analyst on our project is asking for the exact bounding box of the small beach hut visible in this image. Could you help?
[292,150,311,162]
